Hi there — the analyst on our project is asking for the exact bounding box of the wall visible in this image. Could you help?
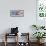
[0,0,36,42]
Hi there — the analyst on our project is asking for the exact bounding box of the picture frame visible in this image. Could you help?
[36,0,46,26]
[10,10,24,17]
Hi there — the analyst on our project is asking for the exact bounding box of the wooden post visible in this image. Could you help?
[16,33,18,46]
[4,33,7,46]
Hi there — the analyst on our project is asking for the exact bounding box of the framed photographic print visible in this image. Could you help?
[36,0,46,26]
[37,0,46,18]
[10,10,24,17]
